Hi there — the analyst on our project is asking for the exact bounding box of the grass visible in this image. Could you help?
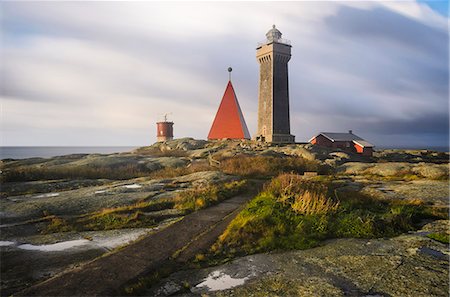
[349,166,449,181]
[173,180,248,212]
[219,155,326,178]
[133,147,188,157]
[2,154,321,183]
[122,263,178,296]
[427,233,449,244]
[1,164,151,182]
[148,162,214,179]
[211,173,444,257]
[42,200,178,233]
[42,180,247,233]
[1,160,215,183]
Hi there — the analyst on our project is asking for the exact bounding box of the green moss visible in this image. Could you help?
[427,233,449,244]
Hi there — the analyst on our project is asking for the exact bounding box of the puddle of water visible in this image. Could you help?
[34,193,60,198]
[195,270,249,291]
[123,184,142,189]
[418,247,448,260]
[95,190,107,194]
[14,229,150,252]
[18,239,90,252]
[92,230,148,249]
[0,241,15,247]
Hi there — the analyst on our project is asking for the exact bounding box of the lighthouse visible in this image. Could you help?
[156,114,174,142]
[254,25,295,143]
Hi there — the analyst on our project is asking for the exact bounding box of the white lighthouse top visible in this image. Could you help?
[258,25,291,46]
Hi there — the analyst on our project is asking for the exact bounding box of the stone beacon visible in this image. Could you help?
[254,25,295,143]
[156,114,174,142]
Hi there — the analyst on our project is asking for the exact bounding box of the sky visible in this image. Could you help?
[0,0,448,148]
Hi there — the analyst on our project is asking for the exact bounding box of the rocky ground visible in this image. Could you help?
[149,220,449,297]
[0,138,448,296]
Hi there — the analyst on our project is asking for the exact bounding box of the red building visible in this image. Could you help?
[208,80,250,140]
[309,131,374,156]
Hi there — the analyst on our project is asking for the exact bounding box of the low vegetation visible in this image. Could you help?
[174,180,248,211]
[1,161,215,183]
[1,164,151,182]
[211,173,444,256]
[148,162,214,180]
[427,232,449,244]
[219,155,326,178]
[42,181,247,233]
[338,162,449,181]
[133,147,188,157]
[43,200,177,233]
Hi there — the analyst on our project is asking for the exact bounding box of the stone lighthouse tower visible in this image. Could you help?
[254,25,295,143]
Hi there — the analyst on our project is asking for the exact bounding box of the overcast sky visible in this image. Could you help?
[1,1,448,148]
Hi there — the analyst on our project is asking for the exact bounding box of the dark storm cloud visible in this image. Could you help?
[322,6,448,99]
[285,3,449,147]
[325,5,447,57]
[367,112,449,135]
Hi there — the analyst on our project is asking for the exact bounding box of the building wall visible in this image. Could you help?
[333,141,356,153]
[362,147,374,156]
[354,143,364,153]
[312,134,373,156]
[354,143,373,156]
[311,134,333,146]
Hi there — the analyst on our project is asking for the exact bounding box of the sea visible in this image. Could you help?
[0,147,139,160]
[0,145,448,160]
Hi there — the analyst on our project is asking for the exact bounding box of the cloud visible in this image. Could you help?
[0,1,448,147]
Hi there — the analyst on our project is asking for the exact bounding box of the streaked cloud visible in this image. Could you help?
[0,1,448,147]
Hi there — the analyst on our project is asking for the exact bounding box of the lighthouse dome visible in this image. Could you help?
[266,25,282,42]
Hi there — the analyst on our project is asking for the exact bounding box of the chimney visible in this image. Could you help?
[349,130,353,134]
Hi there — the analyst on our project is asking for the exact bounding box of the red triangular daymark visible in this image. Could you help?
[208,81,250,140]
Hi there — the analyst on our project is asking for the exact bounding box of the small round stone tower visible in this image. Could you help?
[156,114,174,142]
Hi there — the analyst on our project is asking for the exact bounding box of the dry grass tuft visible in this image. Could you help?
[290,191,339,215]
[266,173,339,215]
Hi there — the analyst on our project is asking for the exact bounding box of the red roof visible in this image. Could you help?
[208,81,250,140]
